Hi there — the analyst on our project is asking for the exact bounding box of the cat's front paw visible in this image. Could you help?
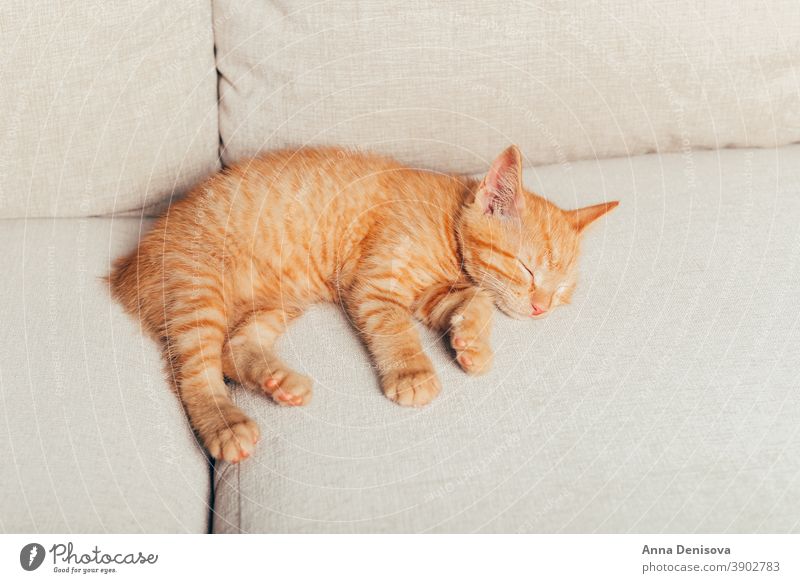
[451,316,493,375]
[202,406,260,464]
[261,368,313,407]
[383,357,441,407]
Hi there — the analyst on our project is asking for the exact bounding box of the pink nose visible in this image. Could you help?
[531,304,547,316]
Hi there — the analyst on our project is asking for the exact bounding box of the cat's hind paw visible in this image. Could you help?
[262,368,313,407]
[204,410,260,464]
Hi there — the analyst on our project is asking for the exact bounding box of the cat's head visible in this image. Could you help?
[458,145,618,320]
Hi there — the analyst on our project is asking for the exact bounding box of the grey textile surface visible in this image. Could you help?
[0,218,211,533]
[214,0,800,175]
[213,146,800,533]
[0,0,220,218]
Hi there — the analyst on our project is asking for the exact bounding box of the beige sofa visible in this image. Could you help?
[2,1,799,533]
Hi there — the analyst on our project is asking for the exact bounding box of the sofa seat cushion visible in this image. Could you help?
[212,146,800,533]
[0,218,211,532]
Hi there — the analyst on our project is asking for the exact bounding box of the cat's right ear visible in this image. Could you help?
[476,145,525,218]
[564,201,620,233]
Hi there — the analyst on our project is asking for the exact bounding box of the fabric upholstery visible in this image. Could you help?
[214,0,800,174]
[0,1,220,218]
[0,218,211,533]
[212,146,800,533]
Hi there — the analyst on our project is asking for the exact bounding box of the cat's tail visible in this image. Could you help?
[106,248,166,341]
[107,250,138,313]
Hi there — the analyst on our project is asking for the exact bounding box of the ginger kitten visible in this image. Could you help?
[109,145,617,463]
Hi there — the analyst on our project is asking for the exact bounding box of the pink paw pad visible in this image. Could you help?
[273,388,303,406]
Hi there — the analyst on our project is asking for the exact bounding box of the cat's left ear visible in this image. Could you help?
[476,145,525,217]
[564,201,619,233]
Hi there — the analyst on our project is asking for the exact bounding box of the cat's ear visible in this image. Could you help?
[476,145,525,217]
[564,201,619,233]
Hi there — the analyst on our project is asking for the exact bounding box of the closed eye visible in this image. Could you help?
[517,258,534,280]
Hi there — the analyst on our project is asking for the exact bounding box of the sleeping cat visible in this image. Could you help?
[109,145,617,463]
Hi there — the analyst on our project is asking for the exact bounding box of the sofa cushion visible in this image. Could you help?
[0,218,211,533]
[212,146,800,533]
[214,0,800,174]
[0,1,219,218]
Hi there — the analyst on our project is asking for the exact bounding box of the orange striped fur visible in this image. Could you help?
[109,146,617,463]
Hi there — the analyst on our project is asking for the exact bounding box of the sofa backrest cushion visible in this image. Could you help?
[214,0,800,174]
[0,0,219,218]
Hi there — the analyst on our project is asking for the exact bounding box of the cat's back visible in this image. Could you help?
[217,147,468,288]
[223,147,405,209]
